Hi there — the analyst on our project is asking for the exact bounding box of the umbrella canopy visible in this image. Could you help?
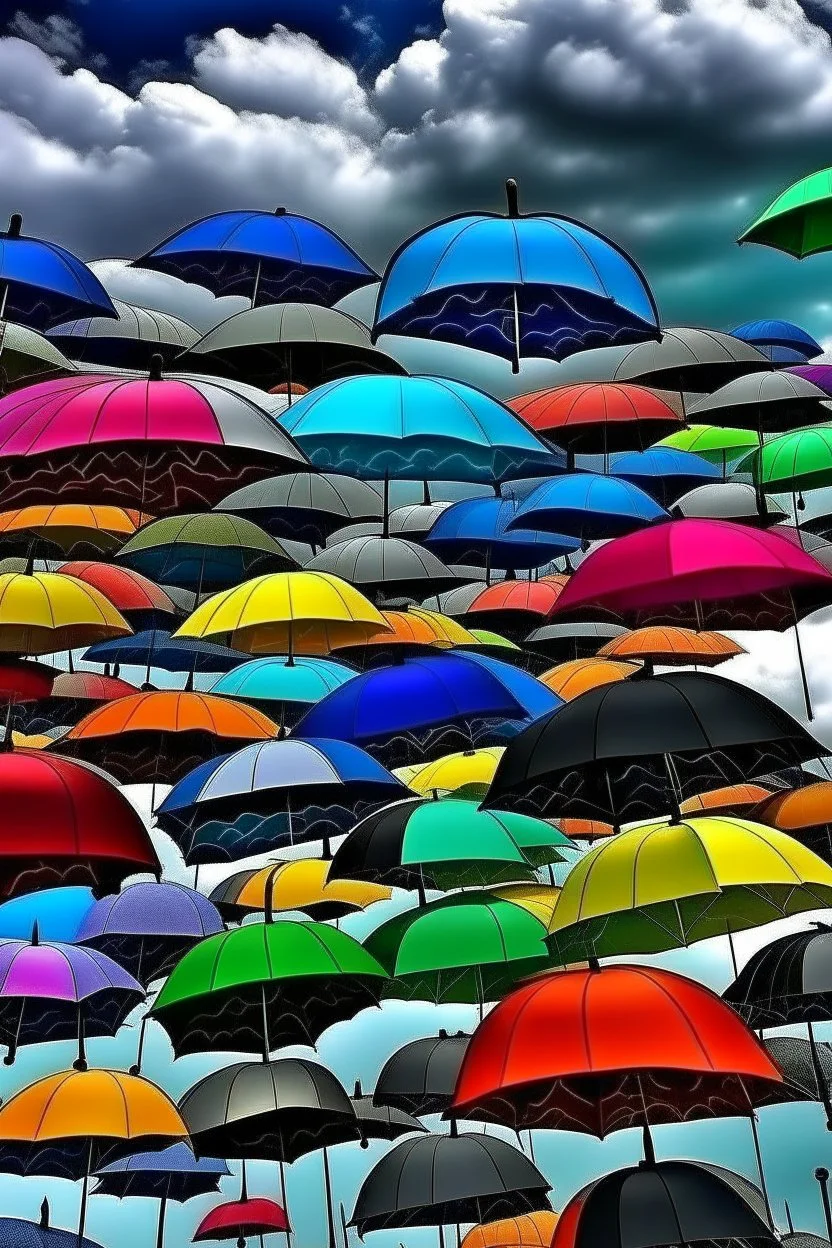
[47,299,199,369]
[209,656,358,714]
[216,473,383,548]
[306,536,461,601]
[193,1196,289,1243]
[0,322,77,391]
[509,383,682,457]
[350,1131,551,1233]
[547,815,832,961]
[394,747,505,800]
[737,425,832,495]
[539,658,638,700]
[490,883,562,927]
[372,178,660,371]
[134,208,377,306]
[763,1035,832,1103]
[174,571,391,657]
[451,964,790,1133]
[374,1030,470,1116]
[657,423,760,467]
[116,513,297,592]
[567,328,770,392]
[723,925,832,1026]
[209,859,391,922]
[733,320,822,356]
[597,625,744,668]
[524,621,627,661]
[59,563,176,627]
[350,1080,426,1141]
[0,750,158,899]
[0,887,95,943]
[388,501,454,541]
[609,447,720,505]
[484,671,822,825]
[787,364,832,396]
[0,213,117,331]
[0,505,144,558]
[0,571,131,654]
[679,783,775,818]
[424,497,579,571]
[688,370,830,433]
[462,1212,560,1248]
[0,659,57,705]
[0,368,308,513]
[752,782,832,860]
[83,629,248,675]
[671,482,788,528]
[277,375,561,484]
[352,608,478,656]
[92,1140,229,1200]
[152,919,389,1057]
[508,474,668,542]
[451,580,573,636]
[0,1203,103,1248]
[739,168,832,257]
[77,881,224,986]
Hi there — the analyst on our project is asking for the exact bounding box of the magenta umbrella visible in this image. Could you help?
[0,359,308,514]
[551,519,832,718]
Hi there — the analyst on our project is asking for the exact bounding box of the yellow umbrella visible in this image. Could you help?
[395,746,505,798]
[549,815,832,965]
[210,858,392,921]
[407,607,479,647]
[539,657,639,700]
[490,882,561,928]
[174,571,391,656]
[0,572,131,654]
[0,505,145,554]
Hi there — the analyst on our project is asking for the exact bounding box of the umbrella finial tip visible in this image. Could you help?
[31,920,39,946]
[7,213,22,238]
[275,206,287,216]
[40,1198,49,1229]
[148,353,164,381]
[505,179,520,217]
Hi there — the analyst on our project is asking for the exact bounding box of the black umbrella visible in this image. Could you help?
[485,670,822,826]
[350,1080,426,1142]
[216,473,384,550]
[306,536,462,603]
[723,924,832,1029]
[349,1128,551,1236]
[523,621,628,661]
[762,1035,832,1103]
[373,1031,470,1116]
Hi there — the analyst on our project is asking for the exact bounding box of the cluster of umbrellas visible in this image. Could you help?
[0,162,831,1248]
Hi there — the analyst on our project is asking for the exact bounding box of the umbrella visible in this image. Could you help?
[523,621,627,661]
[77,880,224,988]
[0,887,95,943]
[657,422,761,469]
[462,1212,560,1248]
[489,883,562,927]
[0,749,158,899]
[539,658,637,700]
[484,670,822,826]
[59,563,176,630]
[739,168,832,257]
[0,213,117,331]
[47,299,199,369]
[193,1192,289,1248]
[0,506,144,559]
[338,608,478,665]
[374,1030,470,1116]
[562,327,770,393]
[350,1129,551,1234]
[393,747,505,800]
[737,425,832,500]
[752,782,832,861]
[208,656,358,723]
[733,320,822,358]
[151,919,388,1057]
[424,497,579,572]
[306,536,462,602]
[0,928,143,1066]
[388,500,454,541]
[445,580,573,637]
[277,375,561,484]
[0,659,57,705]
[372,177,660,371]
[507,474,668,542]
[609,446,721,505]
[0,322,77,390]
[93,1143,229,1248]
[508,382,683,464]
[184,302,404,391]
[689,371,830,434]
[0,1201,103,1248]
[763,1035,832,1103]
[52,690,279,785]
[215,473,383,550]
[26,671,137,734]
[787,364,832,396]
[83,630,248,676]
[0,365,308,514]
[547,814,832,964]
[551,1159,775,1248]
[364,894,553,1005]
[208,860,391,923]
[680,783,775,818]
[597,625,744,671]
[671,482,788,528]
[116,514,297,593]
[173,571,391,657]
[134,208,377,307]
[0,571,131,655]
[723,924,832,1028]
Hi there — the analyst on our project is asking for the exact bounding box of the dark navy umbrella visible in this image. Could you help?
[133,209,377,308]
[0,214,117,332]
[0,1200,103,1248]
[373,179,660,372]
[82,630,249,677]
[610,447,720,506]
[508,473,668,541]
[424,496,579,571]
[93,1143,229,1248]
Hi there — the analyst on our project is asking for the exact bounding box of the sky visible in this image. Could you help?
[5,0,832,1243]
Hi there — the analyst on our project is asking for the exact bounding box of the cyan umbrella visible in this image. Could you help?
[209,656,358,717]
[93,1143,229,1248]
[508,473,668,541]
[0,887,95,942]
[372,178,660,371]
[133,208,377,307]
[0,214,117,331]
[610,447,720,505]
[424,496,579,572]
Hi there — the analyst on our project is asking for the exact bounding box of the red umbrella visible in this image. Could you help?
[59,562,177,627]
[194,1169,290,1248]
[0,659,56,704]
[27,669,138,733]
[463,578,569,637]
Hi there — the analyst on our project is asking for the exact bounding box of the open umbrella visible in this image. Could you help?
[733,320,822,359]
[671,482,788,528]
[507,474,668,543]
[116,514,297,593]
[394,747,505,800]
[539,657,637,700]
[0,658,57,706]
[306,535,461,602]
[26,671,137,734]
[562,327,769,393]
[83,630,248,676]
[424,497,579,572]
[193,1191,288,1248]
[372,178,659,371]
[0,322,77,390]
[216,473,383,550]
[0,887,95,943]
[523,621,627,661]
[441,580,573,638]
[209,860,391,923]
[597,625,744,672]
[0,1200,104,1248]
[752,782,832,862]
[689,371,830,434]
[680,783,775,818]
[609,446,720,506]
[508,382,682,464]
[657,423,760,470]
[0,571,131,655]
[0,214,116,331]
[739,168,832,257]
[723,924,832,1028]
[93,1143,229,1248]
[47,299,199,370]
[134,208,377,307]
[462,1212,560,1248]
[0,506,144,560]
[208,656,357,726]
[374,1030,470,1116]
[336,608,478,667]
[58,563,176,630]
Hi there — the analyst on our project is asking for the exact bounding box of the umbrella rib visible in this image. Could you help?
[632,967,717,1070]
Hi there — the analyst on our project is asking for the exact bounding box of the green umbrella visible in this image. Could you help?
[657,424,760,469]
[364,895,553,1005]
[151,919,388,1057]
[465,629,521,651]
[736,424,832,495]
[739,167,832,258]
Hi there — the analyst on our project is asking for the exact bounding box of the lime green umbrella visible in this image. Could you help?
[736,424,832,494]
[151,919,388,1057]
[657,424,759,469]
[464,629,521,651]
[739,167,832,257]
[365,894,553,1004]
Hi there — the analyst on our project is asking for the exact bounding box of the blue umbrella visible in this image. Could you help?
[372,179,660,372]
[93,1143,229,1248]
[82,630,248,677]
[209,656,358,712]
[277,375,562,484]
[424,496,579,572]
[731,319,822,357]
[755,345,816,365]
[609,447,720,506]
[133,208,377,308]
[0,887,95,943]
[0,1201,103,1248]
[0,214,117,332]
[508,473,668,541]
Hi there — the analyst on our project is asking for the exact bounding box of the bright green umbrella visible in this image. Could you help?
[736,424,832,494]
[464,629,521,651]
[365,894,552,1004]
[739,167,832,257]
[657,423,759,468]
[151,919,388,1057]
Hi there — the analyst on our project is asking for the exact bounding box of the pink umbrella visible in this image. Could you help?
[551,519,832,718]
[0,359,308,514]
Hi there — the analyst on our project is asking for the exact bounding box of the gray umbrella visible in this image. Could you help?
[524,621,628,660]
[689,370,830,433]
[422,583,486,617]
[551,328,768,394]
[0,321,77,389]
[306,536,462,601]
[47,299,199,368]
[216,472,384,548]
[763,1035,832,1102]
[350,1129,551,1234]
[350,1081,427,1141]
[389,501,454,540]
[373,1031,471,1116]
[671,482,788,528]
[182,302,406,390]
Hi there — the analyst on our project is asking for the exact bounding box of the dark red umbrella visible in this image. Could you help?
[0,659,56,705]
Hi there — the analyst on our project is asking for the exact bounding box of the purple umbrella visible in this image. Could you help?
[0,926,144,1067]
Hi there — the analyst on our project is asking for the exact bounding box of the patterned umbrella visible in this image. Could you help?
[93,1143,229,1248]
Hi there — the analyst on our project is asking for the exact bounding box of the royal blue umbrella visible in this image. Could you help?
[756,345,815,365]
[277,375,562,484]
[372,179,660,372]
[82,630,248,678]
[93,1143,229,1248]
[610,447,720,506]
[0,214,117,332]
[508,473,668,542]
[424,496,579,572]
[133,208,377,308]
[0,887,95,943]
[731,320,822,359]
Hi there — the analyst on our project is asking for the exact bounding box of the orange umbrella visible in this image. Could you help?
[51,689,278,784]
[753,781,832,862]
[462,1212,560,1248]
[598,626,744,672]
[0,505,145,555]
[362,608,477,650]
[540,657,638,700]
[680,783,775,819]
[557,818,615,841]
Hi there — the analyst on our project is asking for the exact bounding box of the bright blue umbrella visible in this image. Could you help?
[372,179,660,371]
[424,495,579,570]
[609,447,720,506]
[93,1143,229,1248]
[133,208,377,308]
[277,374,561,483]
[508,473,668,541]
[82,630,248,676]
[731,319,822,358]
[0,887,95,943]
[209,656,358,710]
[0,214,117,331]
